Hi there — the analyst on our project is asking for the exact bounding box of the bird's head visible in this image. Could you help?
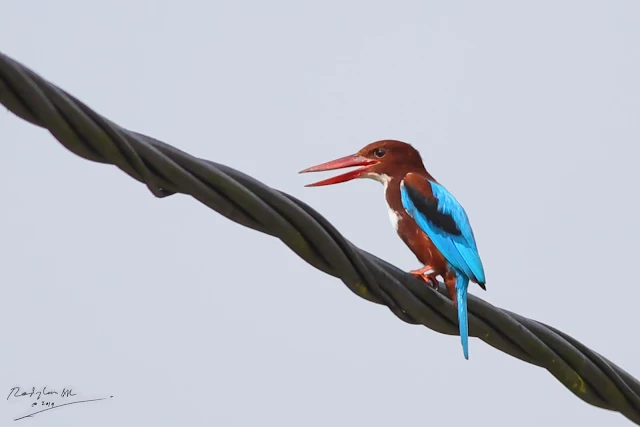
[299,139,427,187]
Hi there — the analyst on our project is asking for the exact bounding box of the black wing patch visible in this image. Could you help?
[404,182,462,236]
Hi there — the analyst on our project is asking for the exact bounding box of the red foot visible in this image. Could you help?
[410,265,439,289]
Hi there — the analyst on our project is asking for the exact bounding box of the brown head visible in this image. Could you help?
[299,140,428,187]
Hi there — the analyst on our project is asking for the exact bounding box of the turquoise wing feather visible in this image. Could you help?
[400,178,485,284]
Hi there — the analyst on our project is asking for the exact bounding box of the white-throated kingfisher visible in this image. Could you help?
[299,140,486,360]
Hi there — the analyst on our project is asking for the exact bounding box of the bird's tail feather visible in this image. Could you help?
[456,274,470,360]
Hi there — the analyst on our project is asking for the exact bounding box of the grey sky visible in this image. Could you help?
[1,1,639,426]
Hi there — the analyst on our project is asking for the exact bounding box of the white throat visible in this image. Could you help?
[363,172,392,187]
[363,172,400,231]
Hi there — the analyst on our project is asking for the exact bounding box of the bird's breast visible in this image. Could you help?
[384,179,448,270]
[383,178,405,233]
[387,207,402,231]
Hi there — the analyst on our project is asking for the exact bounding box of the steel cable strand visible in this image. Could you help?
[1,51,640,424]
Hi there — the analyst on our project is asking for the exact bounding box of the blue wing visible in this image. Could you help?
[400,176,485,285]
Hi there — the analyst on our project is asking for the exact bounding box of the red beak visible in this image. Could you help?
[299,154,378,187]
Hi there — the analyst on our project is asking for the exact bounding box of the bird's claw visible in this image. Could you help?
[409,266,439,289]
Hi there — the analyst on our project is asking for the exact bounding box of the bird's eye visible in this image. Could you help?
[373,148,386,158]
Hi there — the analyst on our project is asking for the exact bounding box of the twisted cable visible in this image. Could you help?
[1,51,639,424]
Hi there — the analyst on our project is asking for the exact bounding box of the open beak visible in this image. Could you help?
[299,154,378,187]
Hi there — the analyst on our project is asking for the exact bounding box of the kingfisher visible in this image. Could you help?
[299,140,486,360]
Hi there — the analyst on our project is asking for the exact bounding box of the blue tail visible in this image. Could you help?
[455,274,470,360]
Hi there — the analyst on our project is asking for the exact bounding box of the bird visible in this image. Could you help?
[299,140,486,360]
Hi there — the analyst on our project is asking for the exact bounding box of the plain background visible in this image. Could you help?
[1,1,639,426]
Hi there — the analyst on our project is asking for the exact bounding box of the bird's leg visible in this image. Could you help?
[409,264,435,276]
[409,265,439,289]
